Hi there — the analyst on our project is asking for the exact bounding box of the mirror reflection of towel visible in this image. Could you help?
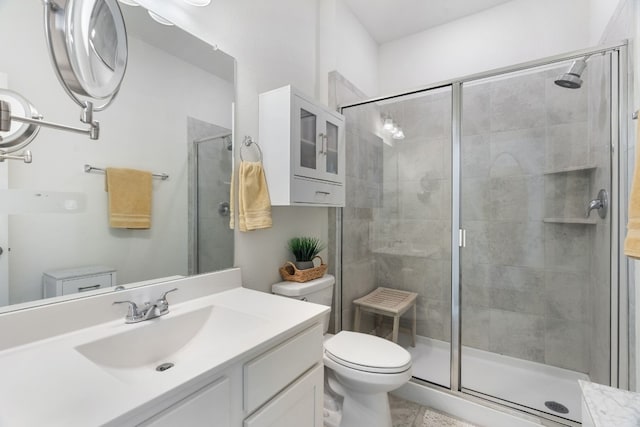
[105,168,152,229]
[231,161,272,232]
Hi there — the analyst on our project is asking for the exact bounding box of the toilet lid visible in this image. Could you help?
[324,331,412,374]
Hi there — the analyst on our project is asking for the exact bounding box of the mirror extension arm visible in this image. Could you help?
[0,100,99,140]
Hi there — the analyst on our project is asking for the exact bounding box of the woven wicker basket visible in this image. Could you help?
[279,256,327,283]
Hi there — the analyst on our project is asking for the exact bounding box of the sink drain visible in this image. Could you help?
[544,401,569,414]
[156,362,175,372]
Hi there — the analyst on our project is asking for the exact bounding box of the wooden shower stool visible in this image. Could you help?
[353,287,418,347]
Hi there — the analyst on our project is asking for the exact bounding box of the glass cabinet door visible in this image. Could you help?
[324,120,339,175]
[299,107,318,171]
[294,95,344,183]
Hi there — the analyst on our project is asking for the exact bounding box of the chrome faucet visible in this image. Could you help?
[113,288,178,324]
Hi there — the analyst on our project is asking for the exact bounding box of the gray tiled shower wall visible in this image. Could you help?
[187,117,234,274]
[337,55,611,382]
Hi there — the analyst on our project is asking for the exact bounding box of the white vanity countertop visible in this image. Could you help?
[0,286,328,427]
[579,380,640,426]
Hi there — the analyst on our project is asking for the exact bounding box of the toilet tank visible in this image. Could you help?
[272,275,334,333]
[271,274,334,305]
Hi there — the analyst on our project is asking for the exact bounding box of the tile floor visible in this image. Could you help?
[390,394,478,427]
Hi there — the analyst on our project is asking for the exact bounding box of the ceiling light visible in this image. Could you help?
[148,11,174,26]
[392,128,405,140]
[183,0,212,6]
[117,0,139,6]
[383,117,394,131]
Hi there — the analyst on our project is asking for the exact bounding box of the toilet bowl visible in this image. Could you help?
[272,275,412,427]
[324,331,412,427]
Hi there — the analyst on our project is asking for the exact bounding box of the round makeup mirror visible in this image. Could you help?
[0,90,41,153]
[43,0,128,111]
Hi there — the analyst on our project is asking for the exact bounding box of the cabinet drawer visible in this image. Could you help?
[62,274,114,295]
[243,364,323,427]
[140,377,230,427]
[291,177,344,206]
[244,324,323,414]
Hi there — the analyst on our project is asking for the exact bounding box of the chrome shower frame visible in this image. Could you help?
[336,40,631,424]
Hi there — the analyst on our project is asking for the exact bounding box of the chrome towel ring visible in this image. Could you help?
[239,136,263,162]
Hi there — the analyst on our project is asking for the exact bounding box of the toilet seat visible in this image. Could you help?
[324,331,411,374]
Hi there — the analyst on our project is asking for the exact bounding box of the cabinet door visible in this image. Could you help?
[141,377,230,427]
[292,96,325,181]
[244,365,323,427]
[319,113,344,184]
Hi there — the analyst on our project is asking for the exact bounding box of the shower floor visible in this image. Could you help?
[404,336,589,424]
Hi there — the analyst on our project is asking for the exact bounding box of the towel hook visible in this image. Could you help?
[240,136,263,162]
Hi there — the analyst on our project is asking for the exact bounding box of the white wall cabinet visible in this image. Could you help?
[259,85,345,206]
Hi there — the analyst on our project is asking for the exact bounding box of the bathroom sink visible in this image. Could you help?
[75,305,264,382]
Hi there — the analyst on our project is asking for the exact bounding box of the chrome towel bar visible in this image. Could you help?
[84,164,169,180]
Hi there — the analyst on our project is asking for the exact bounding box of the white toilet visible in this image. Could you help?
[272,275,412,427]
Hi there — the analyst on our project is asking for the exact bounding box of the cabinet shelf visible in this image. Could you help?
[544,165,597,175]
[543,217,597,225]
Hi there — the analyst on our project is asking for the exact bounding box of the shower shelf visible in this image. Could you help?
[543,217,597,225]
[543,165,597,174]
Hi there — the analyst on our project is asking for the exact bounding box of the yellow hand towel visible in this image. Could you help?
[105,168,153,229]
[625,119,640,258]
[236,160,272,231]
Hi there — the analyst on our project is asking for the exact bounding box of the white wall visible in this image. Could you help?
[135,0,329,294]
[377,0,591,94]
[316,0,378,103]
[589,0,626,45]
[335,0,379,97]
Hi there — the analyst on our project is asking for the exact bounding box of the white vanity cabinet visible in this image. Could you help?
[259,85,345,206]
[42,265,116,298]
[131,323,324,427]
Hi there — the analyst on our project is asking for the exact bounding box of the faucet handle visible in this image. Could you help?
[113,300,145,323]
[156,288,178,315]
[159,288,178,301]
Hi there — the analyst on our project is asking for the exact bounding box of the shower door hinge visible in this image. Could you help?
[458,229,466,248]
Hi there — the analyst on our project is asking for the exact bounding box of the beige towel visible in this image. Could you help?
[233,160,272,231]
[625,120,640,258]
[105,168,152,229]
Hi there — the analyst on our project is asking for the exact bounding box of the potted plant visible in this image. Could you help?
[287,236,326,270]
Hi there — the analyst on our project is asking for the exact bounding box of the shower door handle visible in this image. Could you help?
[458,229,466,248]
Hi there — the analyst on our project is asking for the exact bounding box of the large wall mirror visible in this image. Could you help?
[0,1,235,312]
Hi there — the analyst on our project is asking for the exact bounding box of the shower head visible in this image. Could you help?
[554,59,587,89]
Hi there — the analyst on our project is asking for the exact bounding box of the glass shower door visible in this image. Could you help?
[459,53,613,424]
[340,86,453,389]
